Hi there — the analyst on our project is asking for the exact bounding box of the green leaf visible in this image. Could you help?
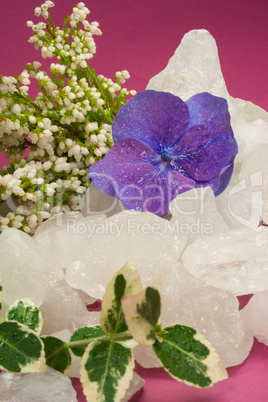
[41,336,71,375]
[70,325,106,357]
[6,298,43,335]
[0,321,46,373]
[137,287,161,327]
[81,340,134,402]
[153,324,228,388]
[101,261,143,334]
[121,287,161,345]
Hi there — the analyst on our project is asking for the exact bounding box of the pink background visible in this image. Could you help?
[1,0,268,400]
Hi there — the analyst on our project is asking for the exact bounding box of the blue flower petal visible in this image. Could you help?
[112,90,189,152]
[174,124,236,181]
[186,92,234,137]
[194,162,235,195]
[88,138,157,197]
[89,149,196,216]
[89,137,157,168]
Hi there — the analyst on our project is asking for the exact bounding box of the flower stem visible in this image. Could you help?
[66,332,133,349]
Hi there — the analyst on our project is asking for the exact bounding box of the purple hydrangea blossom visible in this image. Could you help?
[88,90,238,216]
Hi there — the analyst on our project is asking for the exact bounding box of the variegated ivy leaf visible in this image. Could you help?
[101,261,143,334]
[153,324,228,388]
[121,287,161,345]
[81,340,134,402]
[0,321,46,373]
[70,325,106,357]
[41,336,71,375]
[6,298,43,335]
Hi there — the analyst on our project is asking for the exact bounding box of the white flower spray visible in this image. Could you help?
[0,1,136,234]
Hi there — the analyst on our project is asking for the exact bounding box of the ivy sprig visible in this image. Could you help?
[0,261,228,401]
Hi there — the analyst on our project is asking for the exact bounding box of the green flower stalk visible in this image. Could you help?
[0,1,136,234]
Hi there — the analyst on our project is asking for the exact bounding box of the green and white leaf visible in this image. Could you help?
[6,298,43,335]
[101,261,143,334]
[70,325,106,357]
[153,324,228,388]
[81,340,134,402]
[121,287,161,345]
[41,336,71,375]
[0,321,46,373]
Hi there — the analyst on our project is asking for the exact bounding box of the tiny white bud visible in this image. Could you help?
[94,148,102,157]
[29,115,36,124]
[34,7,42,16]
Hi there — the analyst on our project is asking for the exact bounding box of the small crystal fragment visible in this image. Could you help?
[182,228,268,295]
[34,211,107,268]
[0,367,78,402]
[40,279,97,334]
[122,372,145,402]
[240,291,268,345]
[170,187,229,240]
[0,228,64,306]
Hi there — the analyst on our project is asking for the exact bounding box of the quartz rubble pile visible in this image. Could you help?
[0,227,99,334]
[64,209,188,299]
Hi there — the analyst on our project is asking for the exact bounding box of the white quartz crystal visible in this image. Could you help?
[40,279,97,335]
[151,262,199,321]
[170,187,230,241]
[240,291,268,345]
[65,210,187,299]
[215,183,263,230]
[181,228,268,295]
[0,368,78,402]
[147,29,229,101]
[0,228,64,306]
[133,344,162,368]
[34,211,107,269]
[122,372,145,402]
[238,144,268,224]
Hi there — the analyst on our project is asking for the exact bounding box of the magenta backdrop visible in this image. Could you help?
[1,1,268,401]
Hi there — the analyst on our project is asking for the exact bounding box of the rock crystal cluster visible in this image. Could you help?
[1,30,268,400]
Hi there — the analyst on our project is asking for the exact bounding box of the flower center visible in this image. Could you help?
[160,148,171,161]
